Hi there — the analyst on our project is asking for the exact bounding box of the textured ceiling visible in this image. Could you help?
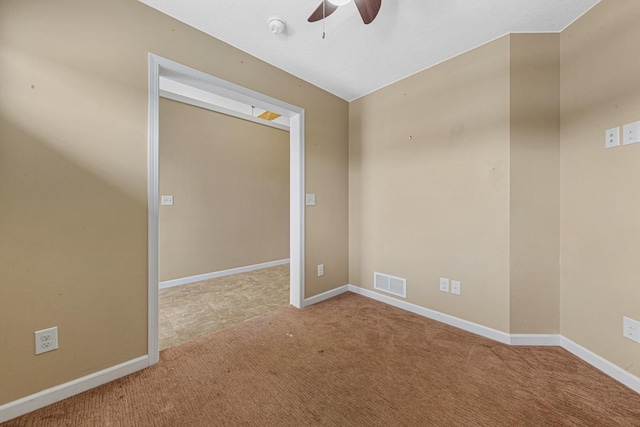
[139,0,600,101]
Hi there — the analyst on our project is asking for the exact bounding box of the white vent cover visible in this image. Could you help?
[374,272,407,298]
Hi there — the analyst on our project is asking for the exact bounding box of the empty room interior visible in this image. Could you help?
[1,0,640,425]
[158,96,291,349]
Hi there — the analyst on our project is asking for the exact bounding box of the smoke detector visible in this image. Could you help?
[268,17,286,35]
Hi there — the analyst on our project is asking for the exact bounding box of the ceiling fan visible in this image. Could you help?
[308,0,382,25]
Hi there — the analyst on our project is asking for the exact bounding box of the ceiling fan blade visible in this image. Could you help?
[308,1,339,23]
[354,0,381,24]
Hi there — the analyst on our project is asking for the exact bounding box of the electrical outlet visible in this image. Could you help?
[161,195,174,206]
[451,280,461,296]
[605,127,620,148]
[623,317,640,343]
[439,277,450,293]
[35,326,58,355]
[305,194,316,206]
[317,264,324,277]
[623,121,640,146]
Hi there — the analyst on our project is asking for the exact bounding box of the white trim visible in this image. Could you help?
[302,285,350,308]
[510,334,561,346]
[560,336,640,394]
[159,90,290,132]
[159,259,290,289]
[0,356,148,424]
[347,285,512,345]
[159,75,291,128]
[348,285,640,394]
[148,54,161,366]
[148,54,306,365]
[289,112,305,309]
[3,286,638,423]
[348,285,564,347]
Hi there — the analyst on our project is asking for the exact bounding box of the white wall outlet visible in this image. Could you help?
[161,195,174,206]
[451,280,461,296]
[439,277,450,293]
[35,326,58,355]
[623,317,640,342]
[622,121,640,145]
[305,194,316,206]
[605,127,620,148]
[317,264,324,277]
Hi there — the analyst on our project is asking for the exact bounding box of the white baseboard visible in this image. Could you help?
[303,285,350,308]
[560,336,640,394]
[159,259,290,289]
[0,355,148,424]
[347,285,512,345]
[510,334,561,346]
[348,285,640,395]
[4,287,638,423]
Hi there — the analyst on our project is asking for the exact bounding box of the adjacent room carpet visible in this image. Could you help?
[5,293,640,426]
[159,264,289,349]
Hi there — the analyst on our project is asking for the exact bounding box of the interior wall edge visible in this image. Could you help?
[558,0,640,377]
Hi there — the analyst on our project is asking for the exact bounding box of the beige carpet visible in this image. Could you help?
[4,293,640,426]
[159,264,289,349]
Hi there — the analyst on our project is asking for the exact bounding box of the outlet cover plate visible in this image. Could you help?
[439,277,450,293]
[623,121,640,146]
[35,326,59,355]
[605,127,620,148]
[161,195,174,206]
[623,317,640,343]
[451,280,461,296]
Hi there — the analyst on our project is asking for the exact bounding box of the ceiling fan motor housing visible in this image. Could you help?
[308,0,381,25]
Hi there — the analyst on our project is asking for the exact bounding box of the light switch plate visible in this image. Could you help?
[317,264,324,277]
[605,127,620,149]
[623,121,640,146]
[305,194,316,206]
[161,195,174,206]
[439,277,450,293]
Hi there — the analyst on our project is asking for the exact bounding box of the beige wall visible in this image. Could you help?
[509,34,560,334]
[3,0,639,410]
[560,0,640,376]
[159,99,289,282]
[0,0,348,404]
[351,0,640,378]
[350,33,561,336]
[350,36,512,332]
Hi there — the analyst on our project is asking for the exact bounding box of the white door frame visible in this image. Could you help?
[147,53,305,365]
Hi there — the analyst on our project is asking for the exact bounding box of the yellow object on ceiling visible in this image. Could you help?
[258,111,281,121]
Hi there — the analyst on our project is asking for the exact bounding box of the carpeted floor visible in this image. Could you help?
[159,264,289,349]
[4,293,640,426]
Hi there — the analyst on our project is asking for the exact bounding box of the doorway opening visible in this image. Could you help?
[157,96,290,349]
[148,54,305,364]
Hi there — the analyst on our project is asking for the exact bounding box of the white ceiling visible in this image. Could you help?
[139,0,600,101]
